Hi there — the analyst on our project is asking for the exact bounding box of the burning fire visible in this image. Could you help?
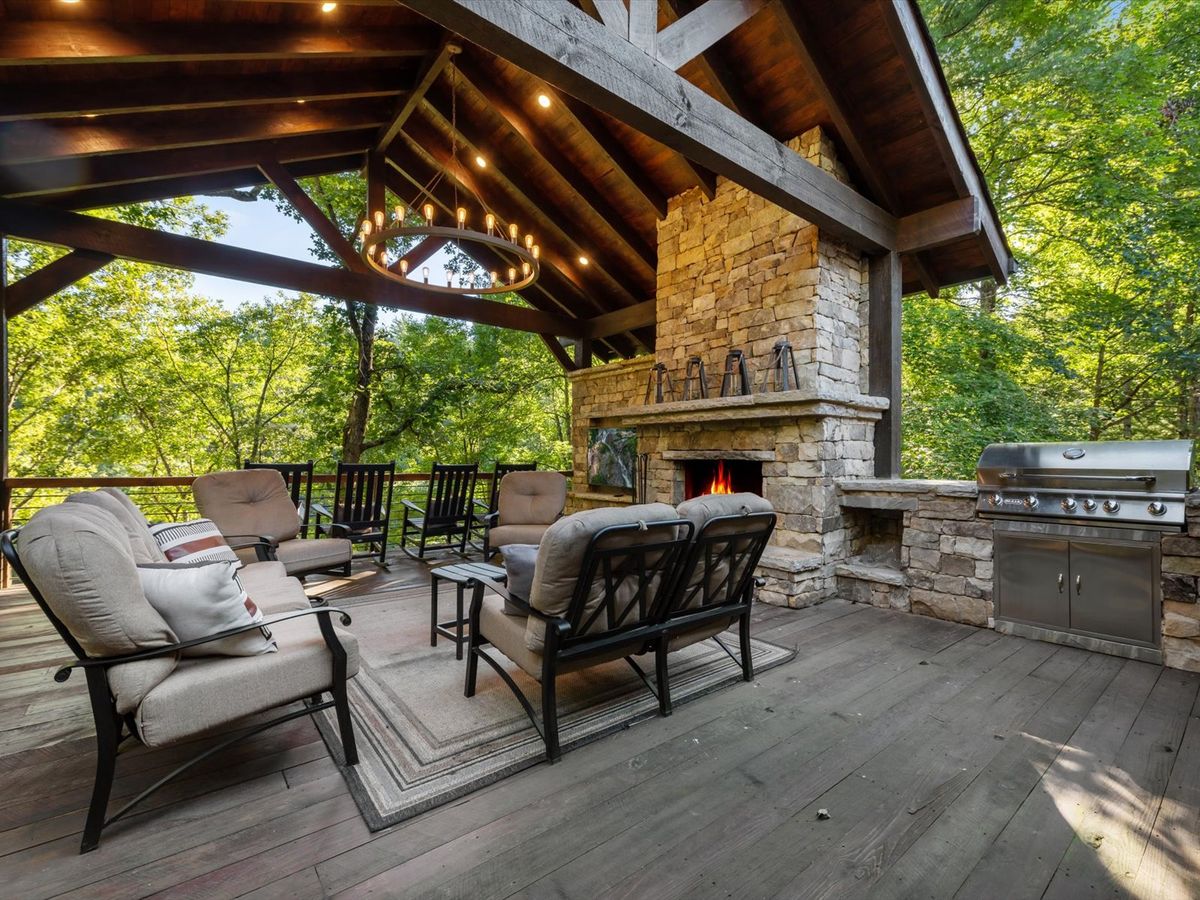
[706,460,734,495]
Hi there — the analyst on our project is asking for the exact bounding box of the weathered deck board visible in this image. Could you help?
[0,560,1196,900]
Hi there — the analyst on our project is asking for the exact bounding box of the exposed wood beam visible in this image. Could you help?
[907,253,940,299]
[375,40,459,153]
[392,235,446,274]
[401,0,896,252]
[0,22,435,66]
[583,0,630,37]
[452,59,656,269]
[552,91,668,219]
[869,252,902,478]
[659,0,757,119]
[0,131,374,200]
[573,337,595,368]
[877,0,1011,281]
[42,154,367,212]
[583,299,657,338]
[382,149,635,357]
[656,0,765,71]
[0,198,582,337]
[540,334,579,371]
[0,99,388,166]
[408,104,651,308]
[5,249,114,317]
[0,69,409,122]
[896,196,979,254]
[627,0,659,57]
[259,160,370,273]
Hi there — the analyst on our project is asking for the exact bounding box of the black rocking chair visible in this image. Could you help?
[471,461,538,549]
[400,462,479,559]
[243,459,315,537]
[313,461,396,566]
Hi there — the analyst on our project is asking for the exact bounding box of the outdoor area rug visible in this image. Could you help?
[312,581,794,830]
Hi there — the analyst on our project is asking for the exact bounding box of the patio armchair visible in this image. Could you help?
[3,502,359,853]
[312,461,396,567]
[657,493,776,713]
[399,462,478,559]
[193,469,353,578]
[244,459,315,537]
[482,470,567,559]
[464,503,693,762]
[470,461,537,548]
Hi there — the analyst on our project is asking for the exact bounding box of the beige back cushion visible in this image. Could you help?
[497,471,567,526]
[525,502,680,652]
[65,490,165,564]
[19,503,177,713]
[193,470,300,543]
[675,492,774,609]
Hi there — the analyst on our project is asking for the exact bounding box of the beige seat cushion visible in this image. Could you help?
[135,615,359,748]
[20,504,178,714]
[488,523,550,551]
[238,564,312,615]
[525,503,680,653]
[674,492,775,611]
[497,471,567,526]
[273,537,352,576]
[193,470,301,544]
[65,490,165,564]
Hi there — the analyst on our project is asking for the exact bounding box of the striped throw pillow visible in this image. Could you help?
[149,519,240,565]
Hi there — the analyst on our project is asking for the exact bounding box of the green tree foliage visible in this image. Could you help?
[905,0,1200,477]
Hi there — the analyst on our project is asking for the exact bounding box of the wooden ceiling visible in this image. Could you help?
[0,0,1012,361]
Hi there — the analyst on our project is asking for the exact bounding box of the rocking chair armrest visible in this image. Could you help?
[54,607,354,682]
[310,502,333,522]
[401,498,426,515]
[480,511,499,528]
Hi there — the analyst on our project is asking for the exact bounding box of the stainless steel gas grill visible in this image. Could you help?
[977,440,1195,663]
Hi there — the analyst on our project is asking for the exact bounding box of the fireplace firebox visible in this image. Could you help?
[681,459,764,501]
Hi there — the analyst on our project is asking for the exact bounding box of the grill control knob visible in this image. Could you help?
[1061,498,1077,513]
[1083,499,1097,511]
[1024,494,1039,510]
[1148,501,1167,517]
[1103,499,1121,514]
[989,492,1001,506]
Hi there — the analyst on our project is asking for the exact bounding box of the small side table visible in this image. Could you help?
[430,561,506,660]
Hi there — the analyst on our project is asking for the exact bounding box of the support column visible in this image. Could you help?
[573,337,593,369]
[869,251,901,478]
[1,235,9,587]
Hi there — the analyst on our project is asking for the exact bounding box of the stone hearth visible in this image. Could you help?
[568,128,888,607]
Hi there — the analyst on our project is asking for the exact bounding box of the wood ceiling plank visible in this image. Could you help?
[0,197,584,336]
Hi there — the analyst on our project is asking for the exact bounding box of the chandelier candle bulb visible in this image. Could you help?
[394,205,404,222]
[491,271,499,286]
[508,267,516,284]
[485,213,496,234]
[361,220,372,235]
[399,260,408,275]
[422,266,430,283]
[423,203,434,225]
[522,261,531,277]
[532,245,540,259]
[457,207,467,227]
[373,210,384,229]
[524,234,534,251]
[509,223,519,242]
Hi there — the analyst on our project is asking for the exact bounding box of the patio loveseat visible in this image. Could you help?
[464,492,776,761]
[3,489,360,853]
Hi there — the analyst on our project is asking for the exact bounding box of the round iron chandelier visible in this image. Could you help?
[357,67,540,296]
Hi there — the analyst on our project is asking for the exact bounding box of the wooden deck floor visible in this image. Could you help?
[0,557,1197,899]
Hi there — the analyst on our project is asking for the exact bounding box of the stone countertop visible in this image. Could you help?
[837,478,978,497]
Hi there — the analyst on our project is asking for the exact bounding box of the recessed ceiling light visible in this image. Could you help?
[537,94,551,109]
[321,2,337,12]
[475,155,487,169]
[296,99,306,104]
[61,1,81,4]
[82,113,97,119]
[578,256,589,266]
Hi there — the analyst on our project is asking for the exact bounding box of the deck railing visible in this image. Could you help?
[0,471,572,586]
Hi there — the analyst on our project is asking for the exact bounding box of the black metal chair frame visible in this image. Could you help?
[400,462,479,560]
[654,511,777,714]
[464,519,695,762]
[475,461,539,557]
[313,461,396,567]
[1,528,358,854]
[243,459,315,538]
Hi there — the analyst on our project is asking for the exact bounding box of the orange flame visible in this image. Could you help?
[706,460,734,495]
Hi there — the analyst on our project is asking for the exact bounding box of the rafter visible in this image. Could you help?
[580,0,630,36]
[259,160,370,273]
[655,0,765,71]
[0,198,582,337]
[375,40,460,153]
[627,0,659,57]
[0,100,388,166]
[0,22,435,66]
[540,335,579,372]
[0,69,409,123]
[5,250,114,317]
[896,197,980,254]
[660,0,757,119]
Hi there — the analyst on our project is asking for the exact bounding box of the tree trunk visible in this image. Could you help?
[1178,297,1196,439]
[1089,344,1105,440]
[340,300,377,462]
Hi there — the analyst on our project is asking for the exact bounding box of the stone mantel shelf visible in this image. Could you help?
[661,449,776,462]
[600,389,888,427]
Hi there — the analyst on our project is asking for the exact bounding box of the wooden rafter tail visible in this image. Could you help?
[5,250,115,317]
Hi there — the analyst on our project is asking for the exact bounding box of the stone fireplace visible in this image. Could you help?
[567,127,886,607]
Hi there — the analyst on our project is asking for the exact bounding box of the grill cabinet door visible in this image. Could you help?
[1068,541,1155,645]
[995,533,1070,628]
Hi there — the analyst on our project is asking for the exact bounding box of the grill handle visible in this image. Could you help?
[998,472,1156,484]
[1057,573,1064,594]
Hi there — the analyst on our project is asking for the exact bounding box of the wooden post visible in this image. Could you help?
[573,337,594,369]
[1,234,9,587]
[869,251,902,478]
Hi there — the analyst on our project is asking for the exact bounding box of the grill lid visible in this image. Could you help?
[977,440,1194,495]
